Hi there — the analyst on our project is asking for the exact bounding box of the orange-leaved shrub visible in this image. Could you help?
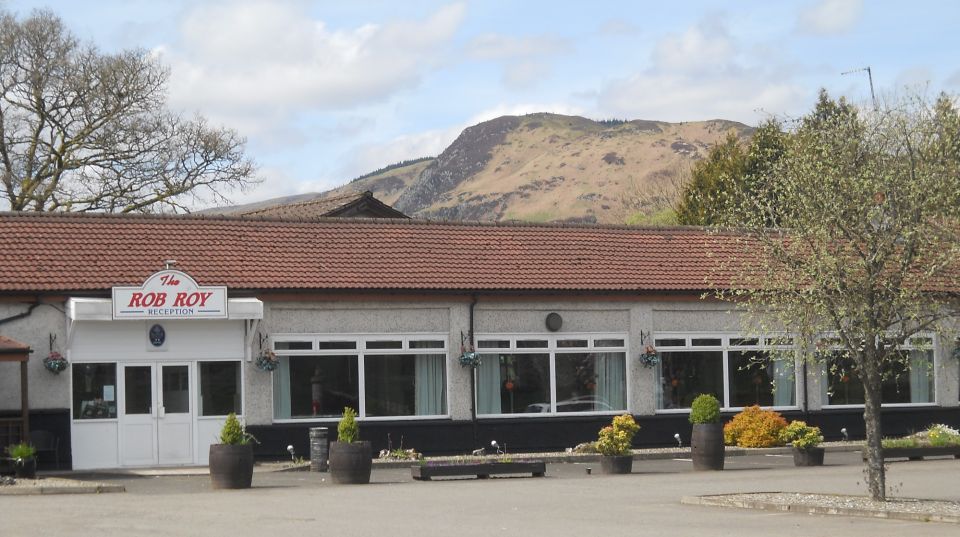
[723,405,788,447]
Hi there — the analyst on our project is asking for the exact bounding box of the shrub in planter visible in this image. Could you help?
[689,394,724,471]
[723,406,788,448]
[6,442,37,479]
[596,414,640,474]
[209,413,255,489]
[329,407,372,484]
[780,420,825,466]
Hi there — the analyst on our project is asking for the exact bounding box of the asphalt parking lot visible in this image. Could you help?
[2,451,959,537]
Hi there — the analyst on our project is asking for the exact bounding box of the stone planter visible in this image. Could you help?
[863,446,960,461]
[691,422,725,471]
[14,457,37,479]
[209,444,254,489]
[599,455,633,474]
[411,461,546,480]
[792,447,825,466]
[329,441,372,484]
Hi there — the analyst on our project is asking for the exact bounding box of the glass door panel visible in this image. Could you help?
[124,366,153,414]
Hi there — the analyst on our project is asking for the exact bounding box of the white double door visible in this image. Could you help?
[120,362,193,466]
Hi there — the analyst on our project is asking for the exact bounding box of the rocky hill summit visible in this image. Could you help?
[223,113,752,224]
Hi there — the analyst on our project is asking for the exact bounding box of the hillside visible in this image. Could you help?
[230,113,753,224]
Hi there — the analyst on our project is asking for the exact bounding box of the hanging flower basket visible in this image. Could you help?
[43,352,69,374]
[459,351,481,368]
[255,350,279,372]
[639,345,660,367]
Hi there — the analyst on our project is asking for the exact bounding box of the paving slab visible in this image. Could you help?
[1,451,957,537]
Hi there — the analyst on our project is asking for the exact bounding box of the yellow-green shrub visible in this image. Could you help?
[723,406,788,448]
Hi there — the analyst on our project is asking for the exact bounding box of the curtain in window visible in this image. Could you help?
[414,354,445,415]
[909,350,933,403]
[595,352,626,410]
[772,357,796,406]
[477,354,502,414]
[274,357,292,419]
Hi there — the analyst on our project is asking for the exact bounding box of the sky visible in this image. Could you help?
[5,0,960,207]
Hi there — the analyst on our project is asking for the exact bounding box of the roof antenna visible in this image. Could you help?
[841,66,877,110]
[164,259,177,270]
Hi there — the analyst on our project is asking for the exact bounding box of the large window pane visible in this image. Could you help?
[728,351,795,407]
[364,354,446,416]
[658,351,724,409]
[199,361,241,416]
[274,355,359,419]
[826,350,935,405]
[72,363,117,420]
[477,353,550,414]
[555,352,626,412]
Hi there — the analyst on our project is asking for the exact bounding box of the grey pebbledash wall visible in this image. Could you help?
[5,295,958,421]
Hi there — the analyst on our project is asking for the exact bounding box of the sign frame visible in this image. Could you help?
[112,270,228,320]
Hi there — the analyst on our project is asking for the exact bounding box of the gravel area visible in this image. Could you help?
[0,476,124,494]
[685,492,960,524]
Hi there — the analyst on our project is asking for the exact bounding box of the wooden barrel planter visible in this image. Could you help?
[329,441,372,484]
[691,423,725,471]
[209,444,254,489]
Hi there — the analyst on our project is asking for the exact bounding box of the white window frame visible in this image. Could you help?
[654,333,800,414]
[820,333,938,409]
[474,333,629,418]
[270,333,450,422]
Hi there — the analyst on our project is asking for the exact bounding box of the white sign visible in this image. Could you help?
[112,270,228,320]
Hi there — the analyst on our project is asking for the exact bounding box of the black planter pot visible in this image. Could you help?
[691,422,725,471]
[599,455,633,474]
[328,441,372,484]
[793,447,825,466]
[14,458,37,479]
[209,444,254,489]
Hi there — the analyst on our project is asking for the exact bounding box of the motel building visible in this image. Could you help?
[0,212,958,470]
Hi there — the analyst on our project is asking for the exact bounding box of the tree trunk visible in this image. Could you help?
[860,353,885,501]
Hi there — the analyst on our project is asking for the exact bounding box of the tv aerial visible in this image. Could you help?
[842,66,877,109]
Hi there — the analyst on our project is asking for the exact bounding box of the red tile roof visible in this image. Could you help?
[0,335,31,354]
[0,212,746,293]
[235,191,408,219]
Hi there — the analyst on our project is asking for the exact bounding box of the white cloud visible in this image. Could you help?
[502,61,551,90]
[598,72,804,123]
[465,33,569,91]
[652,18,736,74]
[597,19,640,37]
[947,71,960,89]
[893,67,934,90]
[596,17,806,123]
[797,0,863,35]
[466,34,568,60]
[161,1,466,134]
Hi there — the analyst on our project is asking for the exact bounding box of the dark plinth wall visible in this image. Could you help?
[5,406,957,466]
[248,407,960,460]
[0,409,70,472]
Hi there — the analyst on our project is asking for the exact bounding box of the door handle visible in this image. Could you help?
[158,406,166,418]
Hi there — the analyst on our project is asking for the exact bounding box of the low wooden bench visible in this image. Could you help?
[411,461,546,481]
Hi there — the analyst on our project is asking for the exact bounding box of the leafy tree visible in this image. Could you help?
[674,132,747,225]
[677,90,853,227]
[0,9,257,213]
[715,92,960,500]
